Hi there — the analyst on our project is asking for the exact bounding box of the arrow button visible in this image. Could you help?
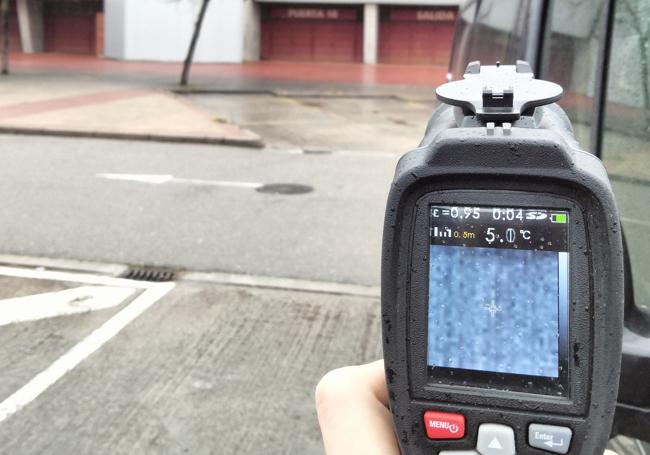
[487,437,503,449]
[477,424,515,455]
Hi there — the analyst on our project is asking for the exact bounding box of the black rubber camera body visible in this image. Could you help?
[381,62,624,455]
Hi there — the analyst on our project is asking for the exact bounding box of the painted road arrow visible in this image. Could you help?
[97,173,263,189]
[0,286,136,326]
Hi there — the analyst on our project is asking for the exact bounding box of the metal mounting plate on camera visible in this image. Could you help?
[435,60,563,122]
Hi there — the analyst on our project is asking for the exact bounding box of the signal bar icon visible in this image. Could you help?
[433,226,452,238]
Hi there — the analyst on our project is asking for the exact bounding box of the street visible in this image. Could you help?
[0,133,398,285]
[0,61,646,454]
[0,87,414,454]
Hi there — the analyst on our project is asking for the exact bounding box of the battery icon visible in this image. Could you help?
[550,213,568,224]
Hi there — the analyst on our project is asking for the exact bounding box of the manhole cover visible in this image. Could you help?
[256,183,313,195]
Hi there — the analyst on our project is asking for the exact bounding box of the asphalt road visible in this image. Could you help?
[0,134,398,286]
[0,129,646,302]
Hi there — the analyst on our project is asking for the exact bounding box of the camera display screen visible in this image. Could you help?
[427,205,569,390]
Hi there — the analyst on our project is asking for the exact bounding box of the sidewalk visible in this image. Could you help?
[0,82,263,147]
[0,60,264,147]
[8,53,447,92]
[0,53,445,148]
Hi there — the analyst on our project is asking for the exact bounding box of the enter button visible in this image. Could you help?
[528,424,572,454]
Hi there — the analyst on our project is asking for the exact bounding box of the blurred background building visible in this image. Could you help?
[7,0,462,65]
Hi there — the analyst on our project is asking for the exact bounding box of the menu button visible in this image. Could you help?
[423,411,465,439]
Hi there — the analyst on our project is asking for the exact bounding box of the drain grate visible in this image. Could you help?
[121,266,176,282]
[256,183,313,195]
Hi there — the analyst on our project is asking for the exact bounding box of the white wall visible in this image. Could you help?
[105,0,244,63]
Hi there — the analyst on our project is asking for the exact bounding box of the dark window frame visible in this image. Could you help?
[537,0,616,159]
[537,0,648,321]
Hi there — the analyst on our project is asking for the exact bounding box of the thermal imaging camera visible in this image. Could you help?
[381,62,624,455]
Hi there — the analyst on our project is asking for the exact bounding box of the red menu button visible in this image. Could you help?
[423,411,465,439]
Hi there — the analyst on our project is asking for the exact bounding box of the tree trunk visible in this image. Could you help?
[180,0,211,86]
[1,0,9,75]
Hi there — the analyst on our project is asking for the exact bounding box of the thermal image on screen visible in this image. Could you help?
[427,205,569,379]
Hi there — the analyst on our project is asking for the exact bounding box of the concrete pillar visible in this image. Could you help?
[363,4,379,65]
[243,0,261,61]
[104,0,127,59]
[16,0,43,53]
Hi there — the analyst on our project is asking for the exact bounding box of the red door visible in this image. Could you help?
[9,13,22,52]
[261,6,363,63]
[379,7,457,65]
[44,14,96,54]
[9,1,22,53]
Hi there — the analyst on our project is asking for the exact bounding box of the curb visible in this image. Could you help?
[0,126,266,149]
[0,254,380,298]
[173,87,435,103]
[181,271,380,298]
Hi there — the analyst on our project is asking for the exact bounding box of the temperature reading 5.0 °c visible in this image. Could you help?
[485,227,532,244]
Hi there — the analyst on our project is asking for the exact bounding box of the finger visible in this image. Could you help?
[315,361,399,455]
[361,359,389,406]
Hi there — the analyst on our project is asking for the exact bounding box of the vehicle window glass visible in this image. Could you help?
[541,0,606,151]
[602,0,650,314]
[449,0,531,80]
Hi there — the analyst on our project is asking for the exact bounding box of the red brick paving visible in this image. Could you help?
[0,89,151,120]
[8,53,448,87]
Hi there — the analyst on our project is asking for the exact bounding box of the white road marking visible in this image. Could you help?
[0,265,160,288]
[0,286,135,326]
[0,266,174,423]
[98,173,173,184]
[0,254,127,275]
[97,173,262,189]
[172,177,261,188]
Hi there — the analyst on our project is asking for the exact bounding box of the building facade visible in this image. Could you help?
[256,1,458,64]
[11,0,462,65]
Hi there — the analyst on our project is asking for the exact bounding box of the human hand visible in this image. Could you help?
[315,359,618,455]
[316,360,399,455]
